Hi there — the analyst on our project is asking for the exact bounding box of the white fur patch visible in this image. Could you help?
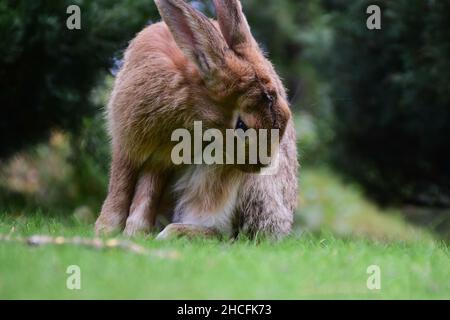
[173,165,242,235]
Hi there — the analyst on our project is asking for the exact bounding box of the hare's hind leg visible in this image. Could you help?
[156,224,221,240]
[95,149,139,235]
[237,175,296,240]
[124,170,165,237]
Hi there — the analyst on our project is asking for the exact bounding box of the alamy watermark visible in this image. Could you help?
[66,265,81,290]
[366,265,381,290]
[66,5,81,30]
[366,5,382,30]
[171,121,281,175]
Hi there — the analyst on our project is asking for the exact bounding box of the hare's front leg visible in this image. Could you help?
[124,171,165,237]
[156,223,221,240]
[95,148,139,235]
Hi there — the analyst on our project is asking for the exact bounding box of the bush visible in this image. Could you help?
[326,0,450,206]
[0,0,159,158]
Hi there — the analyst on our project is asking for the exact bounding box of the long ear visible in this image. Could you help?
[213,0,254,49]
[155,0,228,76]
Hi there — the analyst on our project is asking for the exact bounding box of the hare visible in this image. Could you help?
[95,0,298,240]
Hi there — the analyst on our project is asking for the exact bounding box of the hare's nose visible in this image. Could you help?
[235,116,248,131]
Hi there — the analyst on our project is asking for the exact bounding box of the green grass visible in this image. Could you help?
[0,216,448,299]
[0,167,449,299]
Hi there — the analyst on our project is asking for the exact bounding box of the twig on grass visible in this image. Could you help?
[0,234,180,260]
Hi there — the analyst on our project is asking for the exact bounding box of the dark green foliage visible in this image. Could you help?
[327,0,450,206]
[0,0,159,158]
[66,115,109,212]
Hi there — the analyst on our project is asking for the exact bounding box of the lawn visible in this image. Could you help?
[0,168,449,299]
[0,218,448,299]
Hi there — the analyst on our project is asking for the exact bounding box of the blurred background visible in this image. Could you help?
[0,0,449,241]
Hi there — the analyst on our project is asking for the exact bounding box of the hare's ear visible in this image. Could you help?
[213,0,254,49]
[155,0,228,76]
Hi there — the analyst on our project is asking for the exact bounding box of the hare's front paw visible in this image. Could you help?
[94,214,125,236]
[156,224,221,240]
[123,216,152,237]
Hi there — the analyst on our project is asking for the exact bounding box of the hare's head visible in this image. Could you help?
[156,0,291,171]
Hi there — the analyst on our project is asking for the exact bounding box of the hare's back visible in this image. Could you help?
[109,22,190,130]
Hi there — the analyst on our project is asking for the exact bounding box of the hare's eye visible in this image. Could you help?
[235,116,248,131]
[264,93,274,110]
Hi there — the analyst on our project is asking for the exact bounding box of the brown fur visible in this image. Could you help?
[95,0,298,239]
